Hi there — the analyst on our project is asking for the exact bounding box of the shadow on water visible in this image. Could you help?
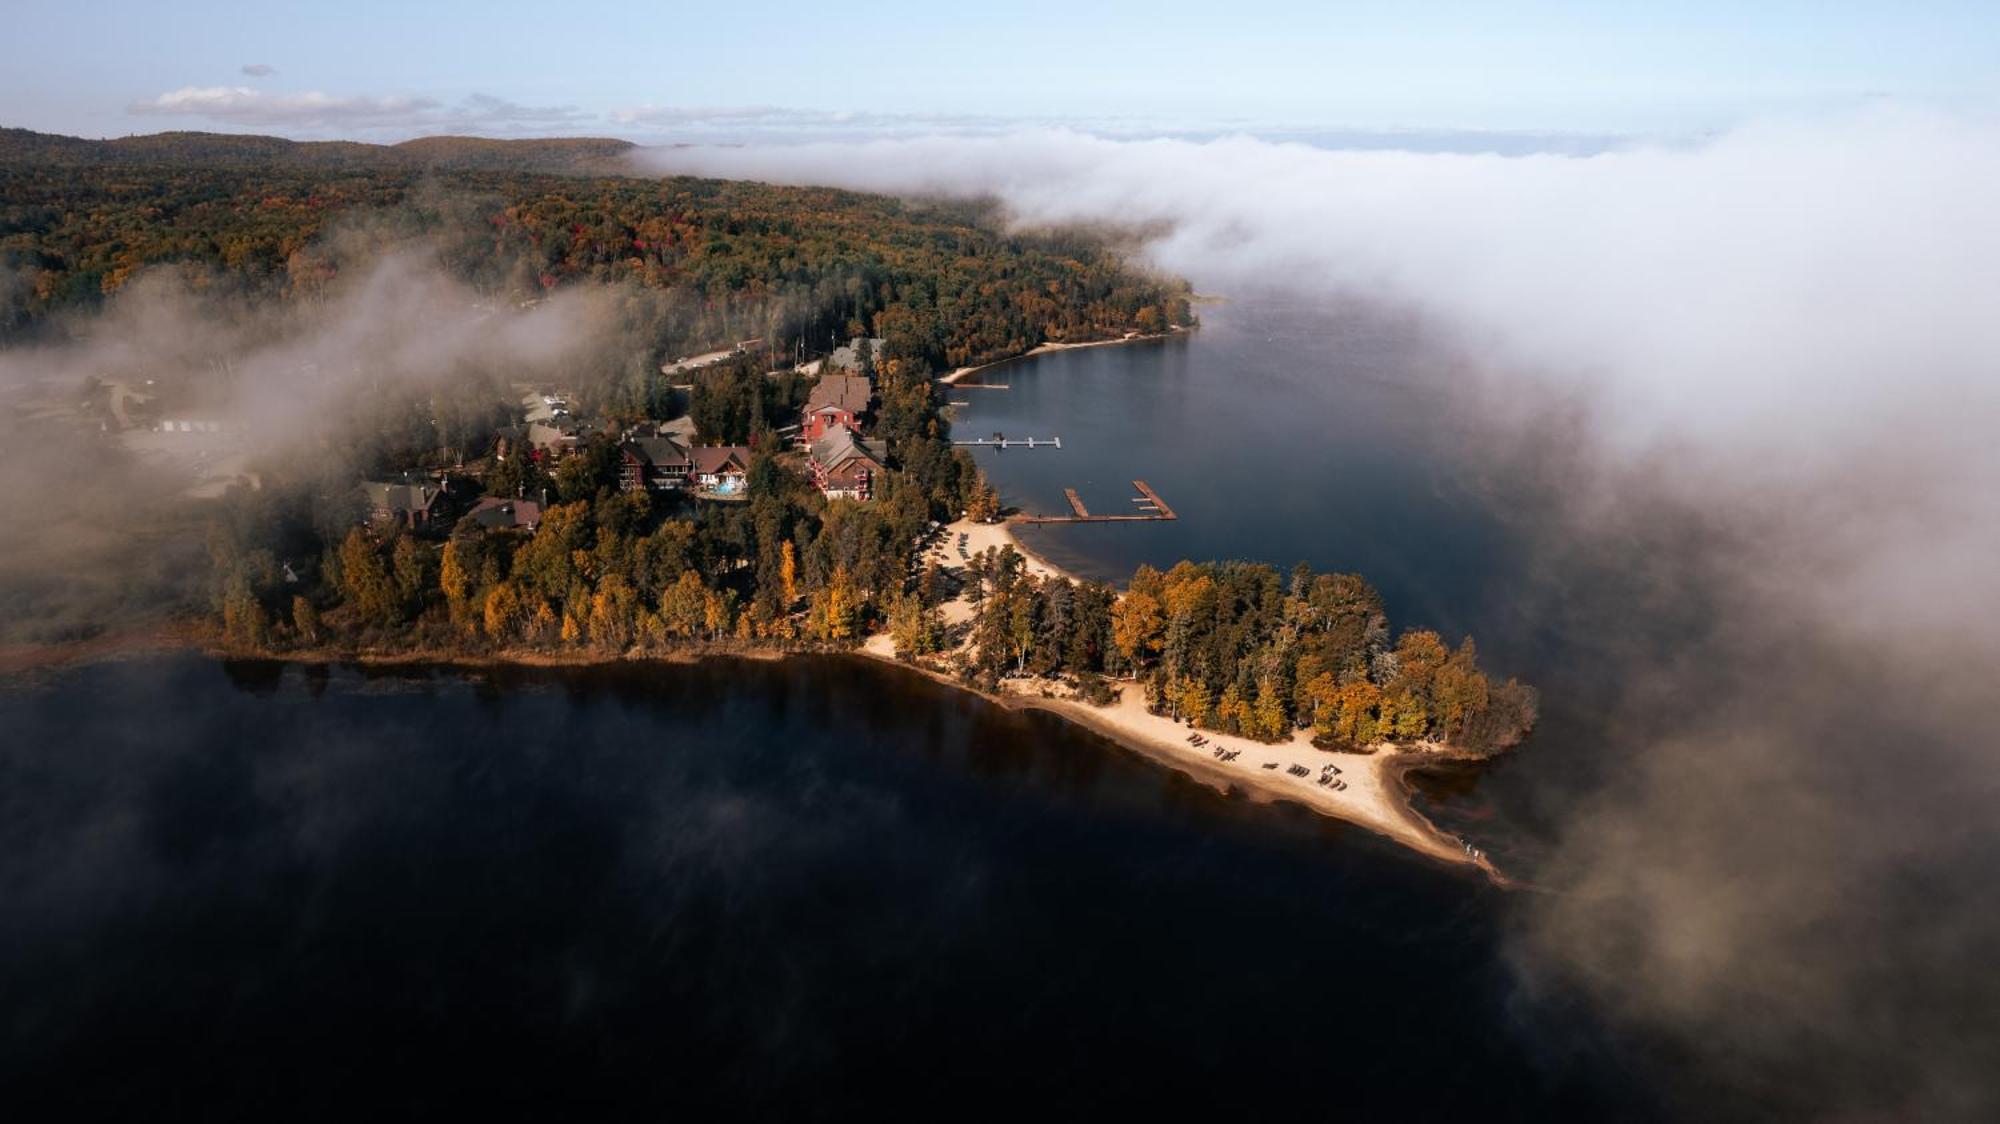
[0,653,1665,1120]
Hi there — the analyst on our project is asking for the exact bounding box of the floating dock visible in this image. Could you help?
[1015,480,1176,524]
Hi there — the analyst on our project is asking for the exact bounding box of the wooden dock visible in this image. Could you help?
[952,436,1061,449]
[1015,480,1176,524]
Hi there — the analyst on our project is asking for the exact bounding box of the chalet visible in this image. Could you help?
[801,373,872,441]
[688,445,753,496]
[463,496,543,533]
[619,436,692,491]
[808,427,888,501]
[359,478,444,529]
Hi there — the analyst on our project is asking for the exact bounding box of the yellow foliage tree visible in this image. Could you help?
[483,582,522,643]
[779,540,800,608]
[1253,679,1290,741]
[812,564,858,643]
[661,571,708,638]
[1111,591,1164,666]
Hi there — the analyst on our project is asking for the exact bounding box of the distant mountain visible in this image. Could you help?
[0,127,636,174]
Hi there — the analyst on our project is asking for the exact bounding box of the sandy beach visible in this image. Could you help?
[866,518,1498,879]
[940,326,1190,385]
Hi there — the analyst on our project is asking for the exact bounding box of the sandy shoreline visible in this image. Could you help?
[859,641,1494,878]
[881,519,1498,880]
[940,326,1191,385]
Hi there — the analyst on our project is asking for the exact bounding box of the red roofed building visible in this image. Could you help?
[801,374,872,441]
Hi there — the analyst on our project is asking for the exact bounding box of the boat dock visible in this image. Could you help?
[1015,480,1177,524]
[953,436,1061,449]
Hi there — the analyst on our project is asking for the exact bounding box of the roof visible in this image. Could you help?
[527,420,588,448]
[621,436,689,467]
[805,373,872,416]
[359,480,440,514]
[809,426,887,471]
[464,496,542,531]
[688,445,752,475]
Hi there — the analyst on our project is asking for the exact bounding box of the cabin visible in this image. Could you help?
[688,445,754,496]
[619,436,692,491]
[462,496,543,534]
[801,373,872,441]
[359,479,444,529]
[808,426,888,501]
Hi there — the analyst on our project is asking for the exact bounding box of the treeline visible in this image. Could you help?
[933,550,1537,757]
[0,129,1196,382]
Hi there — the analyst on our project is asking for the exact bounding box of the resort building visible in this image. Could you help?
[808,426,888,501]
[801,373,872,441]
[619,436,693,491]
[689,445,754,497]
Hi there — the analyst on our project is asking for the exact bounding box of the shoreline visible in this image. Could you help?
[940,325,1191,385]
[4,624,1502,883]
[922,659,1496,880]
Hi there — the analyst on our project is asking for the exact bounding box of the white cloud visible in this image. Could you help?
[128,86,592,136]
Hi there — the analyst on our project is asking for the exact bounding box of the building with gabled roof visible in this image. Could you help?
[359,478,446,529]
[802,373,873,441]
[688,445,754,497]
[808,426,888,501]
[619,435,692,491]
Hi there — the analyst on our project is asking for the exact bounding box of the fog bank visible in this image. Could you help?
[640,114,2000,1117]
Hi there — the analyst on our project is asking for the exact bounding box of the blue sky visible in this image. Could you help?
[5,0,1996,141]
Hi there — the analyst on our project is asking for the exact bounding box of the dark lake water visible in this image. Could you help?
[0,296,1712,1119]
[0,655,1658,1120]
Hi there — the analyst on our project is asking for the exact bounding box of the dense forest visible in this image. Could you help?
[0,127,1194,386]
[929,549,1537,756]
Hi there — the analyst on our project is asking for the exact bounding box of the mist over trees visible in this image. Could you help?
[0,130,1196,399]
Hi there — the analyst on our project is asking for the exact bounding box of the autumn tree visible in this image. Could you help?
[1111,589,1164,667]
[338,528,400,627]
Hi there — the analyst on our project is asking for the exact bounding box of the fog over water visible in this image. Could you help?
[644,115,2000,1117]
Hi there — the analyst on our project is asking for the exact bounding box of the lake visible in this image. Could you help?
[0,654,1658,1119]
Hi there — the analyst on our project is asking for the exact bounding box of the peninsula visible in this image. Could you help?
[1,129,1532,876]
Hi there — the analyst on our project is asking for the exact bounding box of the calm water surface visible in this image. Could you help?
[0,655,1655,1119]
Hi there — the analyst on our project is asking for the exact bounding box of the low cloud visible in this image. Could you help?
[613,103,1025,139]
[128,86,592,137]
[638,112,2000,1115]
[610,104,1622,154]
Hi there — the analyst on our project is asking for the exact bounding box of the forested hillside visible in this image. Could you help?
[0,127,1195,380]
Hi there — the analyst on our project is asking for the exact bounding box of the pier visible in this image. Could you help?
[1014,480,1177,524]
[952,436,1062,449]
